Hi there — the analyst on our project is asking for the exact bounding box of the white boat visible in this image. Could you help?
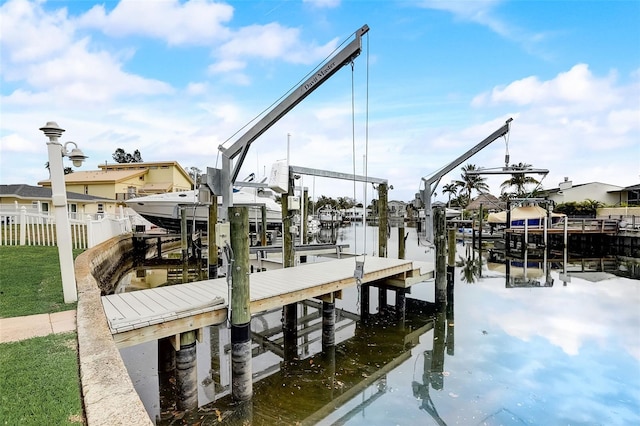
[125,187,282,233]
[318,208,342,227]
[487,205,565,227]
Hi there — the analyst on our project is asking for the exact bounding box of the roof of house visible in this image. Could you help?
[467,193,505,211]
[98,161,193,184]
[38,169,147,186]
[0,184,114,202]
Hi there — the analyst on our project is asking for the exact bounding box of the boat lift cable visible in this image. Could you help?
[351,32,369,285]
[215,29,358,153]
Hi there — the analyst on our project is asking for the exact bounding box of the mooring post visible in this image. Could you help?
[321,294,336,351]
[447,227,456,303]
[430,310,447,390]
[158,337,176,412]
[230,206,252,402]
[303,188,309,245]
[395,288,407,323]
[208,195,218,279]
[378,183,388,257]
[260,206,267,247]
[176,330,198,410]
[398,225,406,259]
[506,200,512,254]
[378,286,388,312]
[181,207,189,283]
[281,175,298,362]
[360,285,370,322]
[434,206,447,307]
[478,203,484,251]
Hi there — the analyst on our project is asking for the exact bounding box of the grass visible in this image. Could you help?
[0,332,83,425]
[0,246,82,318]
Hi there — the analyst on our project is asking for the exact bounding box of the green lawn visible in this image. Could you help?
[0,332,83,425]
[0,246,81,317]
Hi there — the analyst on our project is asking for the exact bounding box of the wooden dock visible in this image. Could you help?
[102,257,434,348]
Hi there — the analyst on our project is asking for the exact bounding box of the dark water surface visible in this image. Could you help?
[120,224,640,425]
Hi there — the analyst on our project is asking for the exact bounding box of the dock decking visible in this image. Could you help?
[102,256,434,348]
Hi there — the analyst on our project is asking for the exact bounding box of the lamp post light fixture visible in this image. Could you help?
[39,121,88,303]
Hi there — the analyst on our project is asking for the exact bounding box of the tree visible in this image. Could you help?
[336,196,355,210]
[442,182,458,208]
[187,167,202,187]
[500,162,541,198]
[112,148,143,163]
[45,162,73,176]
[454,164,489,208]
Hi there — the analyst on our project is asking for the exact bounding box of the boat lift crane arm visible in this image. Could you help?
[419,118,512,243]
[211,25,369,220]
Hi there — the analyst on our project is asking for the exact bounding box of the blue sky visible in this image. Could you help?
[1,0,639,203]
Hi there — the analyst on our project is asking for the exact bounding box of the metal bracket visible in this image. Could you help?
[353,261,364,280]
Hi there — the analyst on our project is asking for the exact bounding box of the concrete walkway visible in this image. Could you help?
[0,310,76,343]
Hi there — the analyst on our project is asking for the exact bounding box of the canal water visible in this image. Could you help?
[119,223,640,425]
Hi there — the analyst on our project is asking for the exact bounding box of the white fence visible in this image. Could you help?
[0,207,132,249]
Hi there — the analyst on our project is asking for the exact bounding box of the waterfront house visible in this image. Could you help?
[0,184,116,218]
[539,178,624,206]
[37,161,194,202]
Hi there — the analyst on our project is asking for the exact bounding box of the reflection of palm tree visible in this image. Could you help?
[456,255,482,283]
[500,162,540,197]
[454,164,489,208]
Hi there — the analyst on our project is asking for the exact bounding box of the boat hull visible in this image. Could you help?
[126,190,282,233]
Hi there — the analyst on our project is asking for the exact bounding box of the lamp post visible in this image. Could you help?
[39,122,88,303]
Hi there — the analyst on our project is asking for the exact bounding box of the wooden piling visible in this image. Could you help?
[398,225,406,259]
[208,197,218,279]
[283,175,295,268]
[378,183,388,257]
[176,331,198,410]
[283,303,298,362]
[303,188,309,245]
[260,206,267,247]
[321,297,335,349]
[181,208,189,283]
[158,337,176,412]
[434,206,447,306]
[360,285,370,321]
[230,206,252,402]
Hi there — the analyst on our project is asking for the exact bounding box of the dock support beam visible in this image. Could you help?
[283,304,298,362]
[434,206,447,307]
[378,183,388,258]
[176,330,198,410]
[230,206,252,402]
[321,295,335,350]
[208,196,218,279]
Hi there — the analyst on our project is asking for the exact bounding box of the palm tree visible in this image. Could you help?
[454,164,489,208]
[442,183,458,208]
[500,162,540,197]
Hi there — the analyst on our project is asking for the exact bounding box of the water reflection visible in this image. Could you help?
[119,225,640,425]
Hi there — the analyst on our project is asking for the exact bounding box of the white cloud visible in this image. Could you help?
[303,0,341,9]
[475,64,620,110]
[76,0,234,45]
[0,0,74,64]
[214,23,338,66]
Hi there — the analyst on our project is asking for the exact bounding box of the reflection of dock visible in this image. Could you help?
[102,257,434,348]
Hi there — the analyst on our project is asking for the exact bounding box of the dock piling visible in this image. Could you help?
[175,331,198,410]
[230,206,252,402]
[434,206,447,306]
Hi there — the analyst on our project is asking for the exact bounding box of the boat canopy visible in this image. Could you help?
[487,205,565,225]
